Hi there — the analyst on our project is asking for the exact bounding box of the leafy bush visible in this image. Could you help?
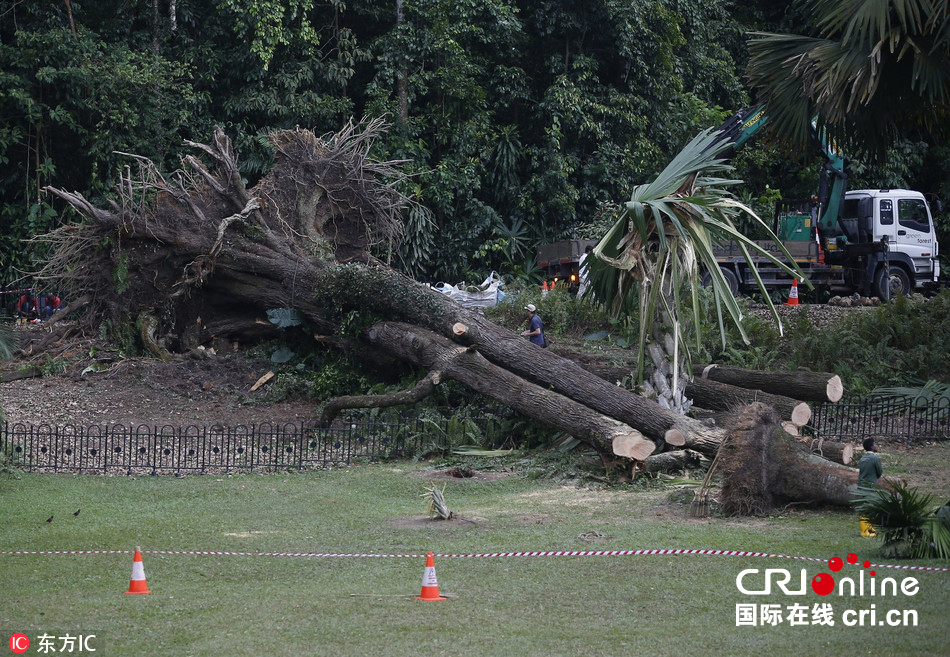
[485,283,611,340]
[857,481,950,559]
[693,291,950,394]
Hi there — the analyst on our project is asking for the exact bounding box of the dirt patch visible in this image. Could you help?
[1,348,316,428]
[408,467,513,482]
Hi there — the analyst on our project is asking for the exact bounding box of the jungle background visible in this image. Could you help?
[4,0,950,287]
[3,0,950,430]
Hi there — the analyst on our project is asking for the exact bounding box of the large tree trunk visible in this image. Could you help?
[684,377,812,427]
[37,123,723,464]
[692,364,843,403]
[363,322,655,460]
[716,403,898,514]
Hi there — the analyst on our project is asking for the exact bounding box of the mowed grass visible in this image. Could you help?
[1,451,949,657]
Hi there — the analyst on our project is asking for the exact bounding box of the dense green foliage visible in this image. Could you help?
[699,292,950,395]
[3,1,946,291]
[857,482,950,559]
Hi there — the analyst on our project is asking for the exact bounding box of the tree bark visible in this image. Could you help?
[641,449,704,475]
[320,370,440,426]
[693,364,843,403]
[809,440,854,465]
[37,123,725,461]
[685,377,811,427]
[718,403,861,514]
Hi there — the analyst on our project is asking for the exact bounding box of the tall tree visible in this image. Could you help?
[0,1,197,282]
[745,0,950,156]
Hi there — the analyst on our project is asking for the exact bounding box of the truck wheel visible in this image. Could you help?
[719,267,740,297]
[701,267,740,297]
[875,265,911,300]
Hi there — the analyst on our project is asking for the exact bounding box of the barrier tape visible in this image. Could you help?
[1,547,948,572]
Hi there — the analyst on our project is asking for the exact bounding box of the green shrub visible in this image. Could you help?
[485,283,611,340]
[857,481,950,559]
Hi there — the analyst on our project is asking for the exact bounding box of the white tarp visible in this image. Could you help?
[430,271,505,309]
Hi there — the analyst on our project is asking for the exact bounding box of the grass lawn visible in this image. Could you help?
[1,446,948,657]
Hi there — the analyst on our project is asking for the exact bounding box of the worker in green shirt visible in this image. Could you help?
[858,437,883,537]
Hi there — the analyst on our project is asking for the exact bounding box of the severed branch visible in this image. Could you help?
[320,370,441,427]
[365,321,656,460]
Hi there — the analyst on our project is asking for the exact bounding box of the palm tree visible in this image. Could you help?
[745,0,950,155]
[585,129,805,413]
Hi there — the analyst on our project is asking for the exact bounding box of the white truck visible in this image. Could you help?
[713,188,941,299]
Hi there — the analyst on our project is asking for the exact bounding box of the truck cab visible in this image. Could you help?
[838,189,940,296]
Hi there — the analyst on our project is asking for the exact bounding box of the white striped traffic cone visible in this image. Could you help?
[125,546,152,595]
[784,278,800,306]
[414,552,446,601]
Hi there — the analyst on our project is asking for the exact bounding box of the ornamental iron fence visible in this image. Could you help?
[809,395,950,443]
[0,412,487,475]
[2,396,946,475]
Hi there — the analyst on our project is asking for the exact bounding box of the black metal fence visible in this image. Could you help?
[810,395,950,443]
[3,396,947,475]
[0,414,460,475]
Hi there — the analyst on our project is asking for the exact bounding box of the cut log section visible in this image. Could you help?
[685,377,811,427]
[641,449,705,475]
[810,440,854,465]
[693,364,843,403]
[612,433,657,461]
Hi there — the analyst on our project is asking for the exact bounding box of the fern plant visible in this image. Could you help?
[872,379,950,418]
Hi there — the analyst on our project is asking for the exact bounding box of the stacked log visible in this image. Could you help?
[684,377,812,428]
[809,440,854,465]
[640,365,847,475]
[692,364,843,403]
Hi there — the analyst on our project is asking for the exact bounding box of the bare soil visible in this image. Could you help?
[1,324,315,428]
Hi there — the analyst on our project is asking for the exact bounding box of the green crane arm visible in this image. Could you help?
[711,107,850,241]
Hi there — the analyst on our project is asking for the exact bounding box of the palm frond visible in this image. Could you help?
[857,480,949,558]
[586,128,807,387]
[746,1,950,155]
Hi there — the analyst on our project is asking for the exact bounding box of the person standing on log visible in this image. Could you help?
[858,437,883,537]
[521,304,546,347]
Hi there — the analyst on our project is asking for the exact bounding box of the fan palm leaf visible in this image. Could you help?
[747,0,950,155]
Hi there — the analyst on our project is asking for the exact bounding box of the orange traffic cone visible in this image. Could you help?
[784,279,800,306]
[125,546,152,595]
[415,552,447,601]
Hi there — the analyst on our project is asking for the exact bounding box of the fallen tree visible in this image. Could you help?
[37,121,725,464]
[31,121,898,510]
[692,364,843,403]
[716,403,897,514]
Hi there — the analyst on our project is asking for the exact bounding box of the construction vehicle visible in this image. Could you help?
[709,108,941,299]
[537,108,941,300]
[536,239,598,290]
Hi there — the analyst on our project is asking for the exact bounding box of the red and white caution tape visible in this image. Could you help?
[0,547,947,572]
